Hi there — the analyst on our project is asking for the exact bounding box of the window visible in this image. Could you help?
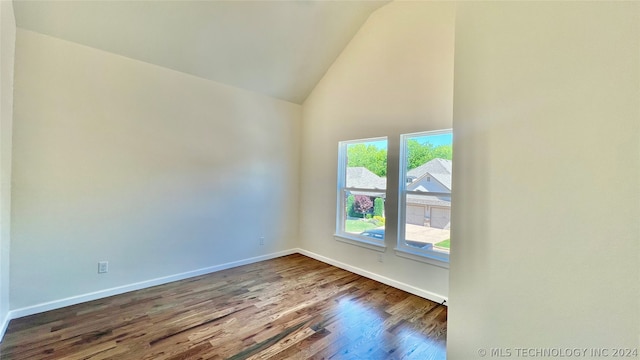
[397,130,452,264]
[335,137,387,248]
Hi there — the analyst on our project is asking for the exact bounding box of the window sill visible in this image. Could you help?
[394,248,449,269]
[334,234,387,252]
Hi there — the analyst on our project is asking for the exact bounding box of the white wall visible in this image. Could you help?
[448,2,640,357]
[299,2,455,301]
[0,0,16,336]
[10,29,301,310]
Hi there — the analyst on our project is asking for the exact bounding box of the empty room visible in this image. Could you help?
[0,1,638,359]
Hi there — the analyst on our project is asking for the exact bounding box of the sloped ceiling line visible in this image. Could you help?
[13,0,389,104]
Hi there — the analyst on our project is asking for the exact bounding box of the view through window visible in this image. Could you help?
[336,138,387,244]
[398,130,452,261]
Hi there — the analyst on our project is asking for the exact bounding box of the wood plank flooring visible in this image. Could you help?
[0,254,446,359]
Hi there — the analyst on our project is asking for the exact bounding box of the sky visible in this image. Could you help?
[365,132,453,149]
[413,132,453,147]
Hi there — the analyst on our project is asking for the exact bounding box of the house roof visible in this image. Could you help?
[407,194,451,208]
[13,1,389,104]
[407,158,452,190]
[346,167,386,190]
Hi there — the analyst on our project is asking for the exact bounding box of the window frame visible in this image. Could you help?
[334,137,387,251]
[396,129,452,267]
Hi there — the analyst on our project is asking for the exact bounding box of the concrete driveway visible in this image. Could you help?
[405,224,450,250]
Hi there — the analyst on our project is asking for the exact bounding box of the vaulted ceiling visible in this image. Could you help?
[13,0,389,104]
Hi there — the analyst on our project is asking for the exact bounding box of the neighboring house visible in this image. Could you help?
[346,167,387,195]
[406,158,451,229]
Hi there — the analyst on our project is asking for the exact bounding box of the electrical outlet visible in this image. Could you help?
[98,261,109,274]
[259,237,265,246]
[377,254,384,263]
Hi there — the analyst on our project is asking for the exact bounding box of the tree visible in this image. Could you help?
[354,195,373,216]
[373,197,384,217]
[347,144,387,177]
[344,139,452,176]
[432,144,453,160]
[346,194,358,218]
[407,140,452,170]
[407,139,433,170]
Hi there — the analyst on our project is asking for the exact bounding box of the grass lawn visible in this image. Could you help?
[345,219,378,233]
[434,239,450,249]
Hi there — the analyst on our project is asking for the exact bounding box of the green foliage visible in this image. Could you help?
[407,140,452,170]
[432,144,453,160]
[346,195,359,218]
[434,239,450,249]
[373,215,385,226]
[373,198,384,217]
[345,219,377,233]
[347,143,387,177]
[346,140,452,176]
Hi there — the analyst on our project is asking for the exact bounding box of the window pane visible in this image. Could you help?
[346,140,387,190]
[404,193,450,254]
[343,190,386,239]
[405,134,452,190]
[337,138,387,243]
[401,131,452,256]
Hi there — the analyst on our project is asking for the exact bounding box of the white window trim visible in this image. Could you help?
[397,129,452,266]
[394,248,449,268]
[335,137,387,248]
[335,235,387,252]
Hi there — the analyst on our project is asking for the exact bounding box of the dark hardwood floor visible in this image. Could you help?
[0,254,446,359]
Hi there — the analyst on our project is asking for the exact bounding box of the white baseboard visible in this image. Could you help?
[295,248,448,305]
[7,249,297,322]
[0,310,10,341]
